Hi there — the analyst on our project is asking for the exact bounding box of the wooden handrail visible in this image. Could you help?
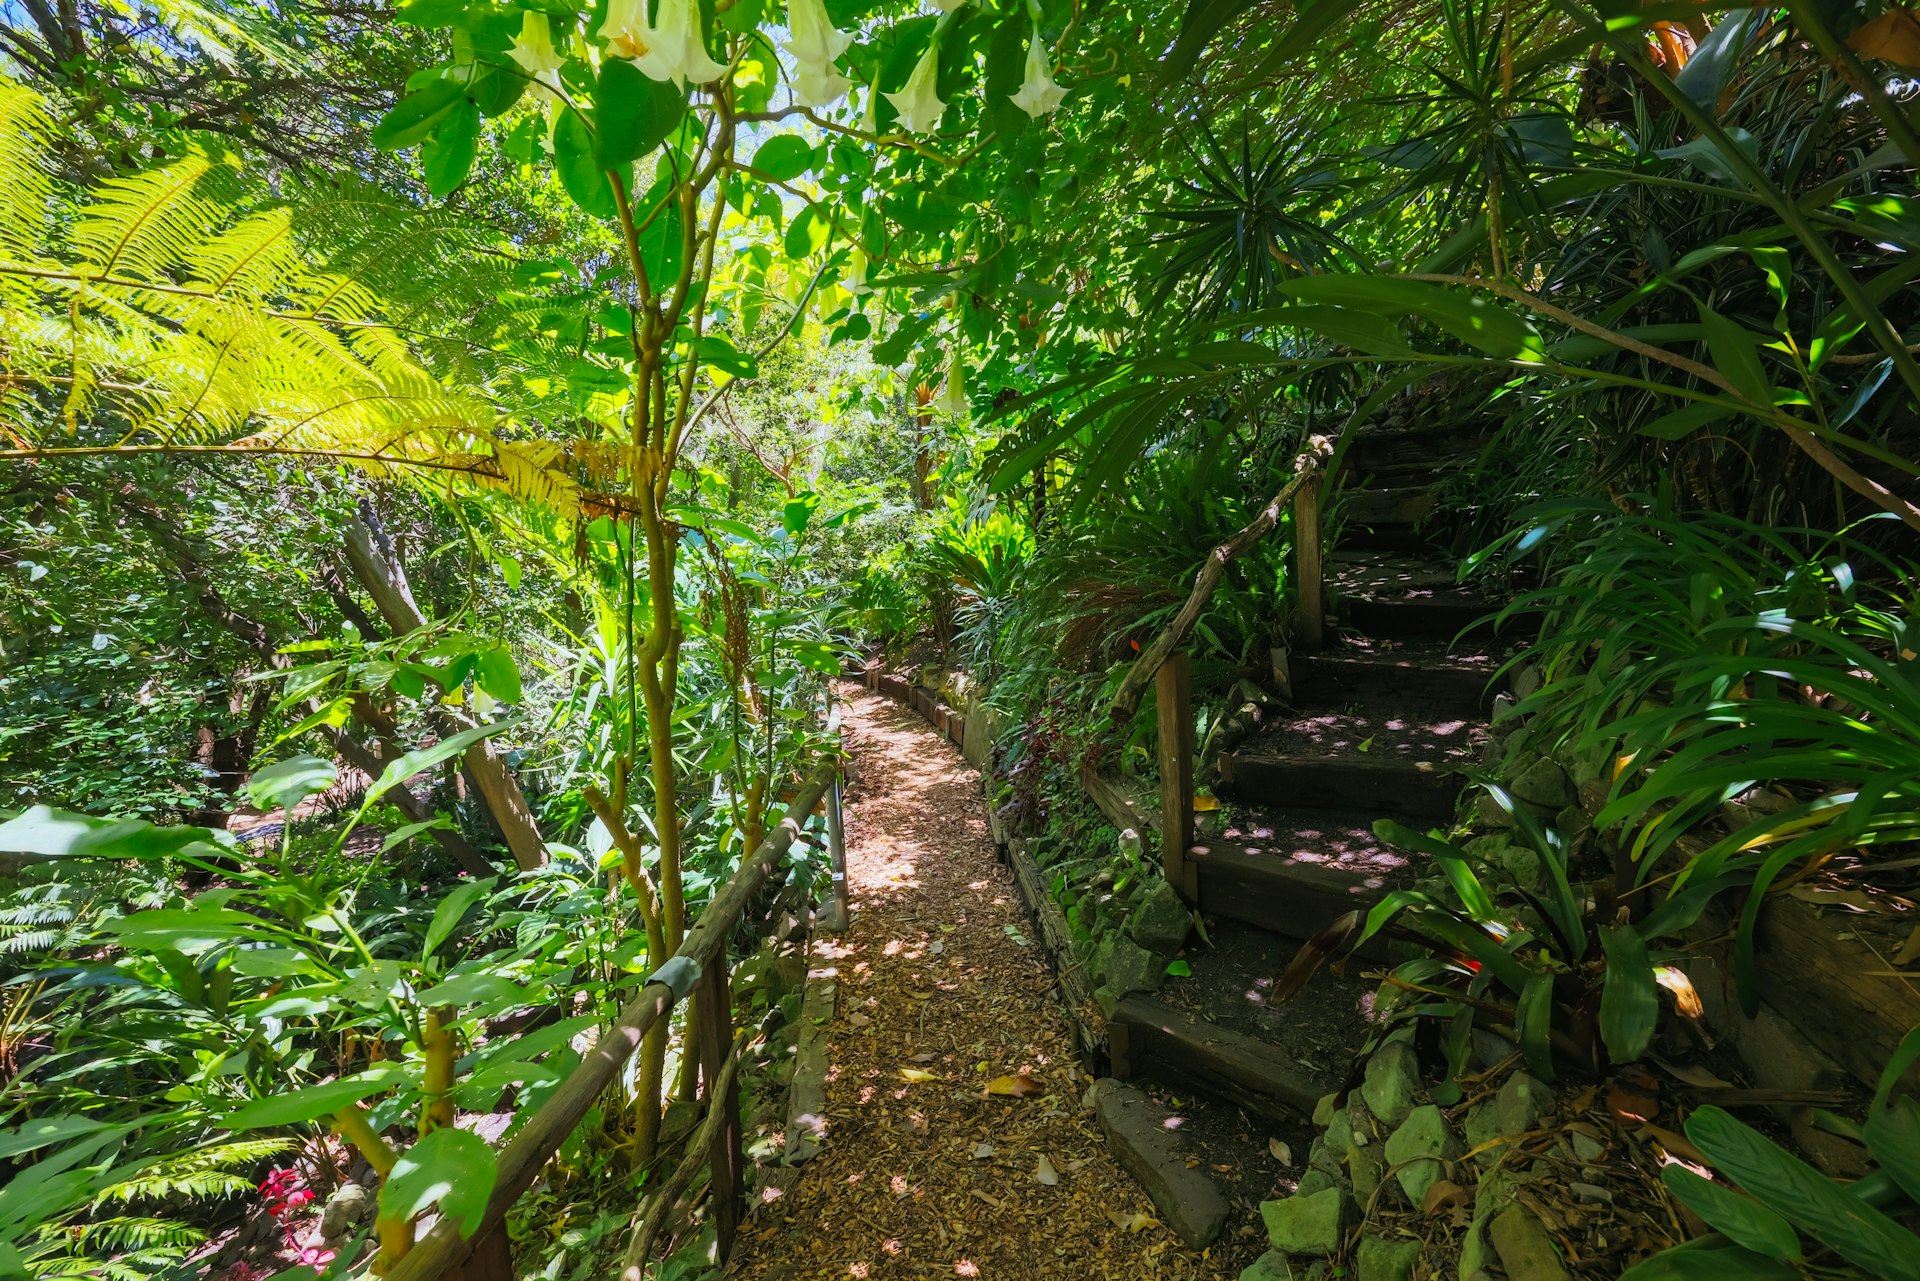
[1107,450,1326,724]
[386,759,842,1281]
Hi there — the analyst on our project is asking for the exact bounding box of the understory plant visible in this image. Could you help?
[1621,1028,1920,1281]
[1483,497,1920,1010]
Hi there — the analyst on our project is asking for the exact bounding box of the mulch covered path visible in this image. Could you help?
[727,685,1235,1281]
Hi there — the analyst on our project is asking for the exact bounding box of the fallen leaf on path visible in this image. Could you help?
[899,1067,941,1082]
[1607,1078,1660,1124]
[910,1051,937,1063]
[1034,1155,1059,1186]
[972,1143,994,1160]
[848,1013,871,1027]
[930,940,945,955]
[985,1074,1044,1097]
[1105,1210,1159,1233]
[1269,1138,1291,1165]
[1423,1180,1467,1215]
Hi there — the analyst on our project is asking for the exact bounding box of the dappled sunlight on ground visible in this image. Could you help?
[725,685,1235,1281]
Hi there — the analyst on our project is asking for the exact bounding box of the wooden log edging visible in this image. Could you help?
[1003,837,1104,1073]
[385,762,840,1281]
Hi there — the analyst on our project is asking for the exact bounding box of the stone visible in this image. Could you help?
[1094,984,1122,1017]
[1496,1073,1552,1136]
[1355,1234,1422,1281]
[1128,879,1192,954]
[1570,1131,1605,1164]
[1101,935,1165,999]
[1471,1027,1518,1070]
[1239,1250,1296,1281]
[320,1183,373,1240]
[1383,1105,1460,1208]
[1360,1040,1422,1128]
[1489,1205,1571,1281]
[1347,1131,1386,1204]
[1322,1107,1352,1160]
[1088,1078,1230,1248]
[1474,792,1515,829]
[1512,664,1543,701]
[732,948,796,1001]
[1510,757,1574,809]
[1463,1101,1501,1168]
[1312,1093,1338,1127]
[1259,1186,1347,1256]
[1295,1168,1336,1198]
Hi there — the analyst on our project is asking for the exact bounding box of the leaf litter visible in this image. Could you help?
[726,686,1233,1280]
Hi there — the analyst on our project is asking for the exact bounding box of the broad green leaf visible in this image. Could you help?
[1597,924,1659,1064]
[0,1117,110,1161]
[472,646,521,704]
[1373,820,1494,920]
[595,60,685,165]
[245,756,337,812]
[382,817,452,852]
[105,908,270,953]
[1863,1095,1920,1205]
[418,971,522,1009]
[1684,1105,1920,1281]
[751,134,815,182]
[1618,1236,1801,1281]
[552,108,619,220]
[372,78,466,151]
[364,719,518,811]
[424,878,497,956]
[1697,304,1772,406]
[0,807,233,863]
[1639,400,1735,441]
[784,204,830,261]
[1514,970,1557,1082]
[379,1127,497,1239]
[1659,1167,1801,1261]
[782,492,821,535]
[1275,275,1544,360]
[422,99,481,198]
[222,1066,409,1130]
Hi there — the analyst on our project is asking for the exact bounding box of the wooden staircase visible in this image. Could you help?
[1104,419,1521,1125]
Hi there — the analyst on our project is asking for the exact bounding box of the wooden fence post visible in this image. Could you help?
[696,959,743,1260]
[1294,480,1325,651]
[1155,653,1197,902]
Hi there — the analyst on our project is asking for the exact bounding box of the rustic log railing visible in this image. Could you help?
[385,757,845,1281]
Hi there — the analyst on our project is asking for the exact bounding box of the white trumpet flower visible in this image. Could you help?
[785,0,854,107]
[934,348,967,417]
[845,247,870,295]
[605,0,729,88]
[861,76,880,133]
[1010,27,1067,117]
[884,39,946,134]
[509,11,566,98]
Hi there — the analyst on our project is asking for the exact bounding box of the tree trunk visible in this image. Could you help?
[342,501,548,872]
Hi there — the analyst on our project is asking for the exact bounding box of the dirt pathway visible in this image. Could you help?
[727,686,1234,1281]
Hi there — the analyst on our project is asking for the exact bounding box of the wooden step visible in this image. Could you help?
[1109,995,1334,1124]
[1188,823,1403,942]
[1294,644,1501,713]
[1216,751,1464,819]
[1340,486,1437,526]
[1341,593,1507,641]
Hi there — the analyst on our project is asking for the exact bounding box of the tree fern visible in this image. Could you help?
[0,75,626,519]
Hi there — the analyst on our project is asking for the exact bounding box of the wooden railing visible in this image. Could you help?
[386,757,846,1281]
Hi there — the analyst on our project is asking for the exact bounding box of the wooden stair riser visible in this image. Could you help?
[1217,753,1463,820]
[1292,652,1498,715]
[1187,843,1391,952]
[1108,996,1331,1125]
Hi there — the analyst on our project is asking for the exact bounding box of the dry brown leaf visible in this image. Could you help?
[1034,1154,1059,1186]
[985,1073,1044,1097]
[910,1051,937,1063]
[1268,1138,1292,1165]
[1638,1121,1709,1167]
[972,1143,994,1160]
[1105,1209,1160,1234]
[1653,966,1705,1019]
[1607,1078,1660,1123]
[1423,1180,1467,1215]
[1850,8,1920,67]
[899,1066,941,1083]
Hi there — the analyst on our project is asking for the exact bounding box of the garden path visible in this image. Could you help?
[726,685,1234,1281]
